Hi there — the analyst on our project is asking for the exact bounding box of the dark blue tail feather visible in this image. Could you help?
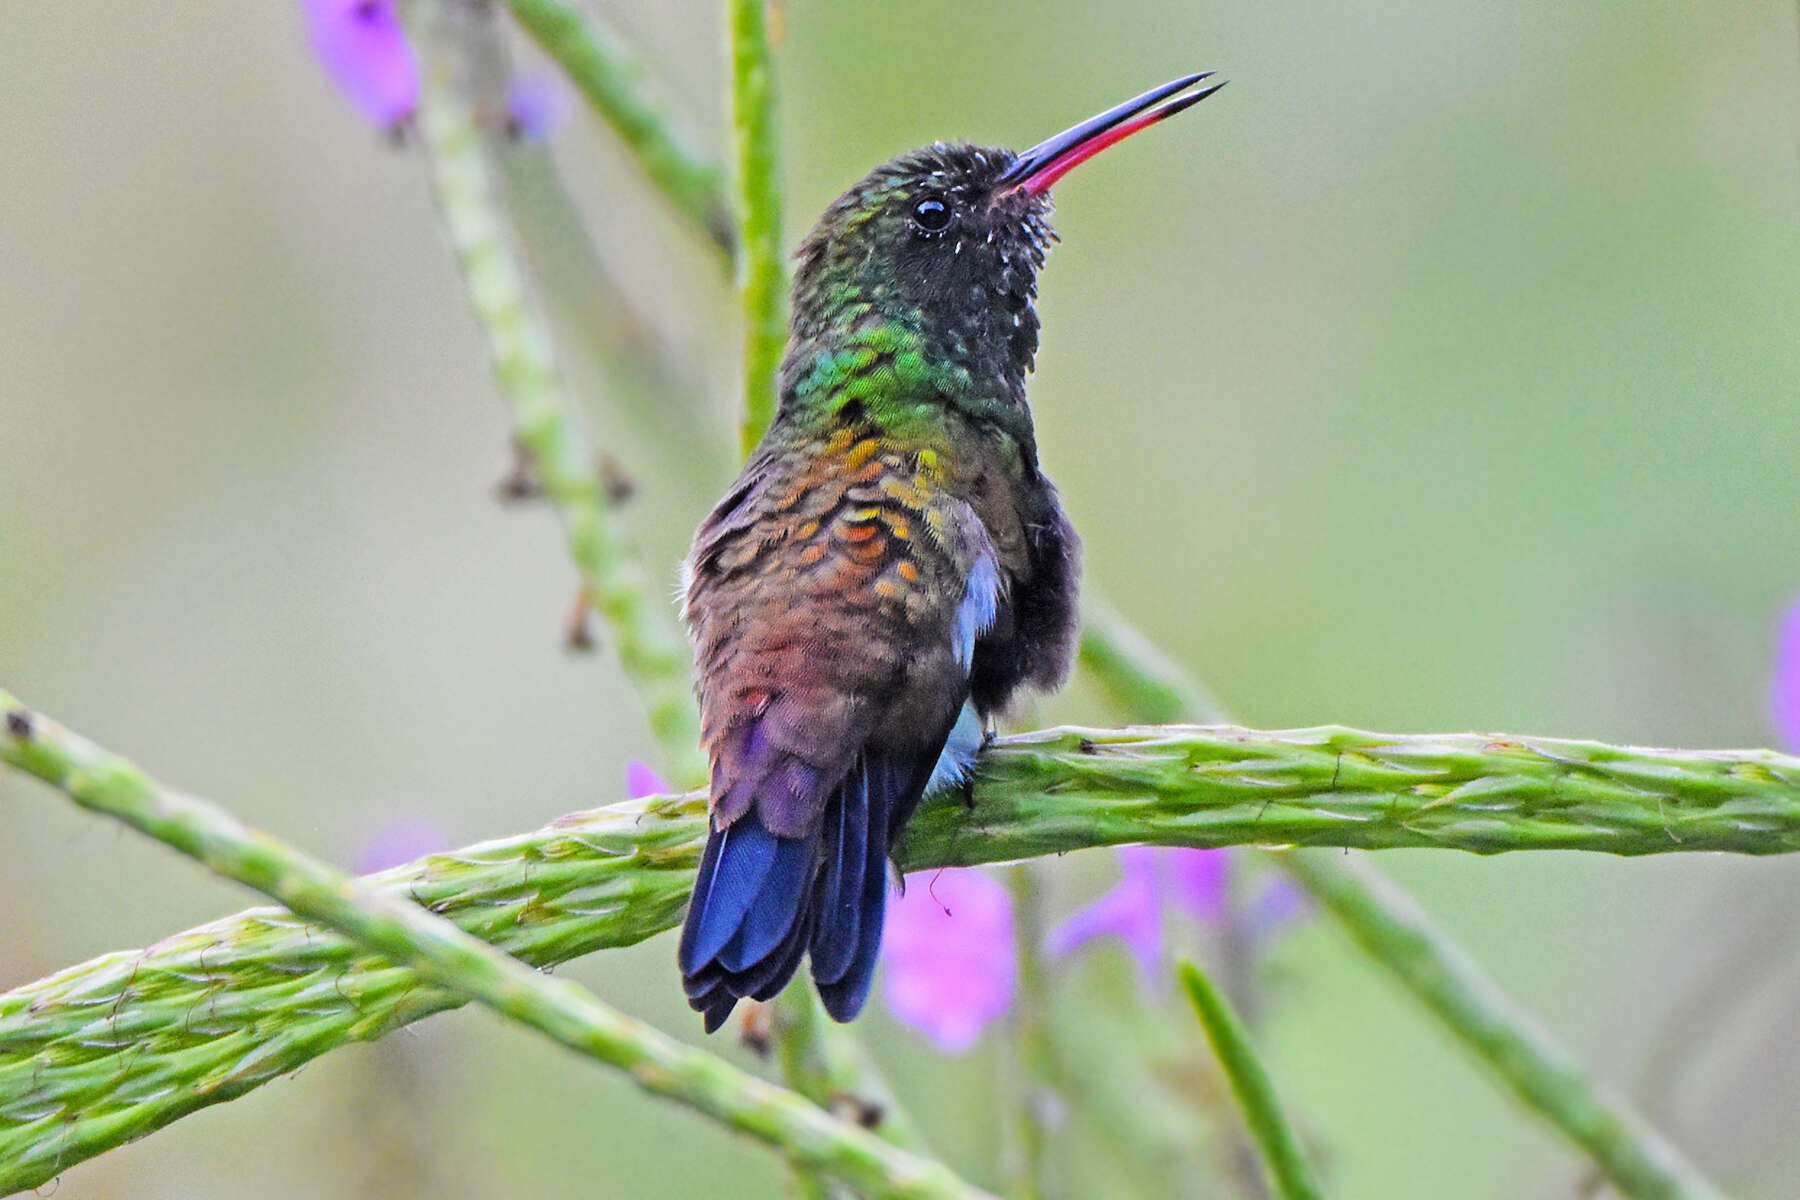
[678,820,782,975]
[718,834,812,973]
[680,742,949,1030]
[815,777,896,1020]
[808,762,873,985]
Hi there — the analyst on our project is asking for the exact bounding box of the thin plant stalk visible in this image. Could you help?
[1000,864,1055,1200]
[771,983,929,1151]
[1280,853,1725,1200]
[502,0,735,256]
[726,0,786,455]
[1178,961,1324,1200]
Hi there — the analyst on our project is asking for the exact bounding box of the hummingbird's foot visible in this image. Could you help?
[957,765,984,810]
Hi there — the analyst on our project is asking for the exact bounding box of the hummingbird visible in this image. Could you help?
[679,73,1225,1030]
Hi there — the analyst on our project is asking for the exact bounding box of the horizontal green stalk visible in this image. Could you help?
[414,19,706,786]
[5,704,1791,1189]
[908,723,1800,858]
[0,694,988,1200]
[1281,852,1724,1200]
[1178,962,1324,1200]
[501,0,735,255]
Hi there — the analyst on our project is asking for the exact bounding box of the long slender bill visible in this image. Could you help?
[997,71,1226,195]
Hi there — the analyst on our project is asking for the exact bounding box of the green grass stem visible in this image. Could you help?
[1178,961,1324,1200]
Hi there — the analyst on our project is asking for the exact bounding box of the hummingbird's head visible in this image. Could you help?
[784,73,1224,411]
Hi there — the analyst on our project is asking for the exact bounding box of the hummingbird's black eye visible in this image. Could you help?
[910,194,953,233]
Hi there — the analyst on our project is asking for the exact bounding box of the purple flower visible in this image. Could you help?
[301,0,418,131]
[1046,845,1164,976]
[505,74,567,141]
[625,759,667,800]
[1774,597,1800,752]
[1247,876,1310,943]
[882,868,1016,1053]
[356,818,448,874]
[1168,844,1229,919]
[1047,846,1229,981]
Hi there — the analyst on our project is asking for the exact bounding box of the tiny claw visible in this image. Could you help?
[957,772,979,811]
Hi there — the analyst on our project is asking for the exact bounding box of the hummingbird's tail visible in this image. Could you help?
[810,754,913,1021]
[679,751,917,1031]
[679,811,818,1032]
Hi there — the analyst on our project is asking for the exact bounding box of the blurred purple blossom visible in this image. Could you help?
[505,74,567,141]
[626,759,667,800]
[356,818,448,874]
[1774,597,1800,752]
[301,0,418,131]
[1247,875,1310,943]
[882,868,1016,1053]
[1169,844,1229,917]
[1046,845,1164,976]
[1046,846,1230,981]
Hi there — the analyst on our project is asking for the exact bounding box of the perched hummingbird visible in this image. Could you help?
[679,73,1224,1030]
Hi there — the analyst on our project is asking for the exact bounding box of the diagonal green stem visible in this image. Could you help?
[1079,599,1230,725]
[1178,961,1324,1200]
[0,693,989,1200]
[726,0,787,455]
[1279,853,1724,1200]
[501,0,735,256]
[413,7,705,785]
[1076,604,1727,1200]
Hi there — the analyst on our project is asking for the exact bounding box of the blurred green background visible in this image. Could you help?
[3,1,1799,1196]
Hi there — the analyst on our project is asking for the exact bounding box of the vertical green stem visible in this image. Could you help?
[1001,864,1055,1200]
[1178,962,1324,1200]
[727,0,787,455]
[720,7,920,1172]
